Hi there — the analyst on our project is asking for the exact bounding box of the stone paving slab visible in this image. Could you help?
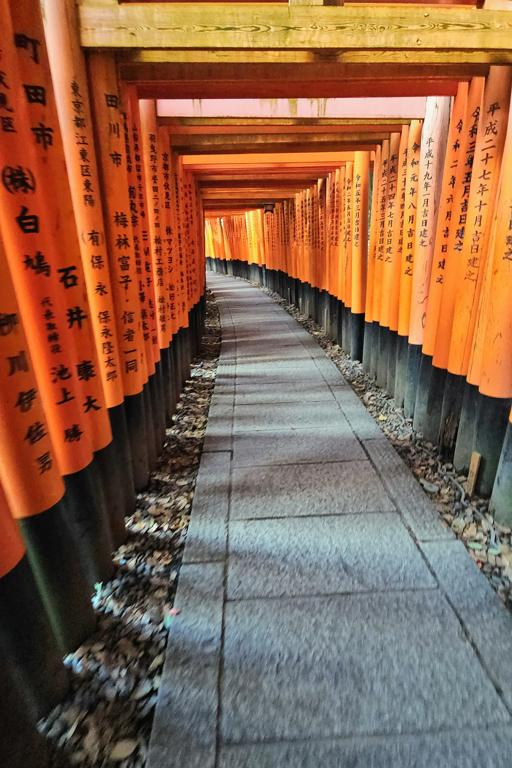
[183,451,231,564]
[233,425,366,467]
[219,727,512,768]
[233,399,346,433]
[227,512,436,599]
[148,563,223,768]
[363,438,454,541]
[421,539,512,712]
[221,590,509,744]
[202,394,233,452]
[234,359,323,378]
[232,380,337,404]
[312,356,346,384]
[230,461,395,519]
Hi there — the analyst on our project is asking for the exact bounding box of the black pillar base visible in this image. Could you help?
[19,499,96,654]
[341,306,351,354]
[94,433,127,548]
[350,313,365,362]
[142,382,158,471]
[369,321,380,378]
[362,322,373,373]
[0,556,69,719]
[403,343,422,419]
[64,460,114,585]
[491,422,512,525]
[124,391,150,491]
[453,383,480,473]
[394,335,409,409]
[438,373,466,460]
[0,660,49,768]
[109,402,136,517]
[412,353,434,437]
[376,326,389,389]
[473,394,512,497]
[386,331,397,396]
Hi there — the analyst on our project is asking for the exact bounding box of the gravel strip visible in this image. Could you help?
[40,291,221,768]
[256,282,512,612]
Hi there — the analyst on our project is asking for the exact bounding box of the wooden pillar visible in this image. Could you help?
[87,51,151,489]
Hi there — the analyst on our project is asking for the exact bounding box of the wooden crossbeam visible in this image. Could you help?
[158,119,407,134]
[170,132,388,147]
[202,189,302,198]
[170,132,389,155]
[157,97,427,120]
[119,49,490,67]
[120,57,483,98]
[199,178,326,188]
[134,78,458,99]
[174,139,380,154]
[79,2,512,66]
[196,171,332,181]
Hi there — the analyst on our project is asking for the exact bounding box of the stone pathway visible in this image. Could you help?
[148,274,512,768]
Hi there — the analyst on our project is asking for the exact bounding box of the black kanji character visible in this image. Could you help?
[15,388,37,412]
[2,165,35,194]
[7,351,28,375]
[114,211,128,227]
[58,265,79,289]
[76,360,95,381]
[64,424,83,442]
[83,395,101,413]
[1,116,16,132]
[105,94,119,109]
[31,122,54,150]
[14,34,41,64]
[0,313,19,336]
[23,84,46,105]
[56,387,75,405]
[25,421,46,444]
[24,250,50,276]
[16,205,39,233]
[51,364,71,382]
[67,306,87,329]
[36,451,52,474]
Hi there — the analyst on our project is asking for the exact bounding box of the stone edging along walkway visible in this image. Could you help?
[148,274,512,768]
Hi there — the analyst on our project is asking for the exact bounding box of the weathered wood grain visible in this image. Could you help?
[79,3,512,63]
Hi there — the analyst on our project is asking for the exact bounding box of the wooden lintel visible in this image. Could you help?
[134,78,459,99]
[157,117,409,129]
[79,3,512,66]
[118,48,491,67]
[118,60,487,85]
[199,178,326,188]
[202,189,304,198]
[176,141,377,155]
[204,208,264,216]
[158,121,405,135]
[196,171,330,182]
[170,132,386,149]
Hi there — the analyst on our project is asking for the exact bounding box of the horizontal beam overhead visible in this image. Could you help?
[80,3,512,66]
[196,171,331,181]
[170,132,389,147]
[134,78,459,99]
[119,49,490,73]
[199,178,327,188]
[157,119,408,134]
[157,96,427,119]
[175,141,379,155]
[202,189,302,197]
[120,48,488,66]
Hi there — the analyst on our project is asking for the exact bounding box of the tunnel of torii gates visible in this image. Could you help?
[1,0,512,761]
